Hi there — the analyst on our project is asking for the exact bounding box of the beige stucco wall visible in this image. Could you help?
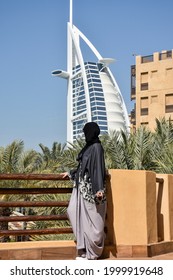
[107,169,158,246]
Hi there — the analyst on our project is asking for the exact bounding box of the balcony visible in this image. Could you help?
[159,50,172,60]
[1,171,173,260]
[141,55,153,63]
[130,65,136,100]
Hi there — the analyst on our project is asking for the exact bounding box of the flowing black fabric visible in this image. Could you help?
[81,143,105,194]
[67,122,107,259]
[71,122,106,194]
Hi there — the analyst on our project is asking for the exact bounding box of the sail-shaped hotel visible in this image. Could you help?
[52,0,130,143]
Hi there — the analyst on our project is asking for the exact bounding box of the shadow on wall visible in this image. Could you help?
[102,173,117,258]
[157,180,164,242]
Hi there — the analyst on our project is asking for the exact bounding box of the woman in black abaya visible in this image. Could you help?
[62,122,107,260]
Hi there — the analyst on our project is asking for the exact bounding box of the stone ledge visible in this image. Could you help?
[0,240,76,260]
[0,240,76,250]
[117,241,173,258]
[0,240,116,260]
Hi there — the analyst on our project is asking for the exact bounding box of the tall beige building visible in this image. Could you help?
[130,49,173,130]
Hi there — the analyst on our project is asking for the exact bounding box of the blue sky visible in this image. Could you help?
[0,0,173,151]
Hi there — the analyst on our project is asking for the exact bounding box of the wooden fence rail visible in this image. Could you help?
[0,173,73,240]
[0,173,164,241]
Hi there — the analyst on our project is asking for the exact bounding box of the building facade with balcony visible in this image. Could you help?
[130,49,173,130]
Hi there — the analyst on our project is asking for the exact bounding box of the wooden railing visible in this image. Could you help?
[0,174,73,241]
[0,173,164,242]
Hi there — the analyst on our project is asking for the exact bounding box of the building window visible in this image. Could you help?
[166,105,173,113]
[165,93,173,113]
[141,55,153,63]
[141,83,148,90]
[141,108,148,115]
[159,50,172,60]
[131,65,136,100]
[141,72,148,90]
[141,97,148,115]
[141,122,149,126]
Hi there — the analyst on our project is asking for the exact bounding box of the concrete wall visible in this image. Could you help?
[105,169,173,254]
[106,169,158,246]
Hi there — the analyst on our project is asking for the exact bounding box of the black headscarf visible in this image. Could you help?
[83,122,101,145]
[77,122,101,161]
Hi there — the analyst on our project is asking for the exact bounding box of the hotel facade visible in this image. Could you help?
[52,0,130,143]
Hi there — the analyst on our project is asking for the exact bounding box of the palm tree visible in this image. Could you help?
[0,140,24,174]
[101,131,133,169]
[132,126,156,170]
[29,142,73,241]
[39,142,66,173]
[0,140,25,241]
[0,140,44,241]
[102,126,158,171]
[58,137,85,170]
[152,117,173,173]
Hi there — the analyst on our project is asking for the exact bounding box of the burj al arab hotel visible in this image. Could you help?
[52,0,130,143]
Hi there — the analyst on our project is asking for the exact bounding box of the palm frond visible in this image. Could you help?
[133,126,153,170]
[1,140,24,173]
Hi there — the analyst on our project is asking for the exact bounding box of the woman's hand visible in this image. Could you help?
[95,191,104,200]
[60,172,69,179]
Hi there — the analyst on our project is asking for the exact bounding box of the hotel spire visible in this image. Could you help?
[69,0,73,25]
[52,1,130,143]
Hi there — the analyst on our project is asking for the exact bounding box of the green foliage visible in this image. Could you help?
[39,142,66,172]
[101,119,173,173]
[0,140,24,173]
[30,233,74,241]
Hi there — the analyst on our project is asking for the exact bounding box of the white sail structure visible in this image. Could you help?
[52,0,130,143]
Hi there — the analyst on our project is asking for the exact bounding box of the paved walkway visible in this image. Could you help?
[114,252,173,260]
[149,252,173,260]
